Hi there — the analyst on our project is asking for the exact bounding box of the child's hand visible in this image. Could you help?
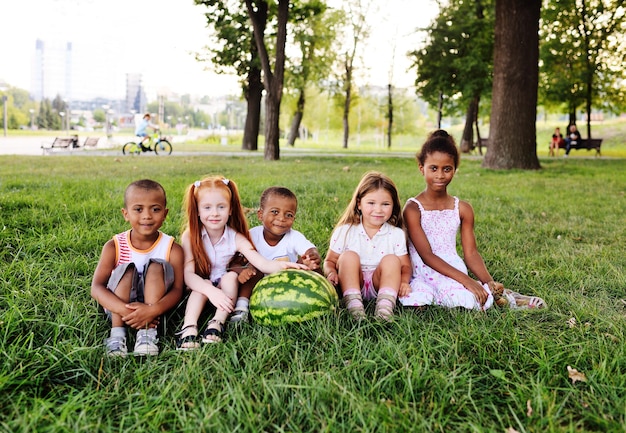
[464,279,489,307]
[208,287,235,313]
[122,303,160,330]
[326,271,339,286]
[281,261,309,271]
[398,282,411,298]
[238,266,257,284]
[302,249,321,271]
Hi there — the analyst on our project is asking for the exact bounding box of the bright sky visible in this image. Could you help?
[0,0,438,101]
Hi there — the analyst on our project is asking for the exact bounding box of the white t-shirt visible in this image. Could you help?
[250,225,315,262]
[328,222,408,271]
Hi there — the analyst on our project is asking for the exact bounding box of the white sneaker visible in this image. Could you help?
[228,307,249,323]
[133,328,159,356]
[105,335,128,357]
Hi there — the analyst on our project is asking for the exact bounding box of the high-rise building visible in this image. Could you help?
[31,39,72,102]
[126,73,146,114]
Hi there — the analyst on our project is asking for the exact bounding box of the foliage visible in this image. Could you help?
[409,0,495,119]
[1,153,626,431]
[539,0,626,118]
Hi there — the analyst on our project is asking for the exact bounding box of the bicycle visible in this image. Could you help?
[122,131,173,155]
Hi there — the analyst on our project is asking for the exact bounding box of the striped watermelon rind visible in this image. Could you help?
[249,269,339,326]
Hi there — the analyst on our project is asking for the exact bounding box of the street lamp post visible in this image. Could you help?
[29,109,35,130]
[59,112,65,133]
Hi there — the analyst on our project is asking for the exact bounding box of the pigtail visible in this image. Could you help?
[223,179,253,245]
[182,182,212,279]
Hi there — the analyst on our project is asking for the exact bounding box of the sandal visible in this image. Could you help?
[374,292,397,321]
[201,319,225,343]
[176,325,200,351]
[228,308,249,324]
[342,292,366,319]
[503,289,546,309]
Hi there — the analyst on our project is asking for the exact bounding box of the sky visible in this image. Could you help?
[0,0,438,101]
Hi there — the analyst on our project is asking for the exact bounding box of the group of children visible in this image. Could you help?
[91,129,546,357]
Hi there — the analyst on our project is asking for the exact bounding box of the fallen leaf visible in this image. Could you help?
[620,299,626,306]
[567,365,587,384]
[526,399,533,417]
[505,428,520,433]
[342,166,350,171]
[567,317,577,328]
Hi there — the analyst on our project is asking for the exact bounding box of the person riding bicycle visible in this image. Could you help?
[135,113,159,150]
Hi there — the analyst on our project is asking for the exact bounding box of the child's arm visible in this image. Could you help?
[458,200,494,285]
[323,249,340,286]
[91,240,134,318]
[235,233,308,274]
[181,231,235,313]
[405,200,488,305]
[122,242,184,329]
[398,253,412,297]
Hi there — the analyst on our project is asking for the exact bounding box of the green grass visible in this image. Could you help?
[1,153,626,432]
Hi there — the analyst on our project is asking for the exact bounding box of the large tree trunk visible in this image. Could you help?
[242,65,262,150]
[287,89,305,146]
[483,0,541,170]
[460,96,479,153]
[246,0,288,161]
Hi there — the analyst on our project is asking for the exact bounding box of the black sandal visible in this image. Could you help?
[176,325,199,351]
[201,319,225,344]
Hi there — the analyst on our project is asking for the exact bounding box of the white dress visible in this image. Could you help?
[399,197,493,310]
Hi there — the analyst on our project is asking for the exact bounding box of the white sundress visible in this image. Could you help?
[399,197,493,310]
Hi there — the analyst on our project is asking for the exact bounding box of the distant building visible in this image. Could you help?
[126,73,146,114]
[31,39,73,101]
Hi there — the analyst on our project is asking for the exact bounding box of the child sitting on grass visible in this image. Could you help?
[175,176,308,349]
[91,179,184,357]
[324,171,412,321]
[228,186,322,323]
[399,130,546,310]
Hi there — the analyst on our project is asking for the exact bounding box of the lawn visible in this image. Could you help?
[1,152,625,432]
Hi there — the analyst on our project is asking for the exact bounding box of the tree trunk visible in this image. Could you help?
[287,89,305,146]
[242,65,262,150]
[342,58,352,149]
[386,84,393,148]
[460,96,478,153]
[246,0,288,161]
[483,0,541,170]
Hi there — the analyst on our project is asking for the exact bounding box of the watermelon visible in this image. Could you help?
[249,269,339,326]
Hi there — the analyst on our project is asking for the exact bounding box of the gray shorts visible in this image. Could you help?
[105,259,174,318]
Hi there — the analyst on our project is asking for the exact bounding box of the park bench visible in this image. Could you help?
[41,136,79,154]
[83,137,100,148]
[470,137,489,155]
[558,138,602,156]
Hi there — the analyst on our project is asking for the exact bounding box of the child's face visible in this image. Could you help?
[197,188,231,232]
[121,187,168,237]
[257,194,297,240]
[420,151,456,191]
[357,188,394,229]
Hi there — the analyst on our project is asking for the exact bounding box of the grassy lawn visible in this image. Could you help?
[1,152,625,432]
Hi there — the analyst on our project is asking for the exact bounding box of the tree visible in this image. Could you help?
[410,0,495,153]
[483,0,541,169]
[331,0,371,149]
[246,0,290,160]
[285,1,339,146]
[539,0,626,138]
[195,0,264,151]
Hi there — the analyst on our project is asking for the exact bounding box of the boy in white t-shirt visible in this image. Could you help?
[228,186,321,322]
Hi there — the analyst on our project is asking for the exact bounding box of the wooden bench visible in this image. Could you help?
[558,138,602,156]
[83,137,100,148]
[41,136,79,154]
[470,138,489,155]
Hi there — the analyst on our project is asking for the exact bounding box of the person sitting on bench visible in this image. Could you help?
[564,123,581,157]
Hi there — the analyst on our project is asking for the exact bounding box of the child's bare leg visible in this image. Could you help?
[373,255,401,320]
[143,262,166,327]
[203,271,238,342]
[180,291,207,337]
[337,251,365,318]
[111,268,133,328]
